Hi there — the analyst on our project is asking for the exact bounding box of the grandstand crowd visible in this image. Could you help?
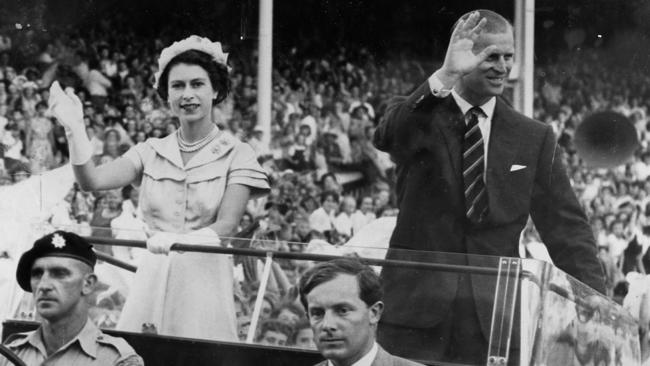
[1,10,650,349]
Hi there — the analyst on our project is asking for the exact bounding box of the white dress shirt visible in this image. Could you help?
[327,342,378,366]
[450,89,495,164]
[428,73,496,169]
[309,207,337,233]
[334,212,354,237]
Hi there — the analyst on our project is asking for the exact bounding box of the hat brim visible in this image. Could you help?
[16,250,94,292]
[16,248,38,292]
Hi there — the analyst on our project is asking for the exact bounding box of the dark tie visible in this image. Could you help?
[463,107,488,223]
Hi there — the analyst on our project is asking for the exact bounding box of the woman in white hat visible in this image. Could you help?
[48,35,269,341]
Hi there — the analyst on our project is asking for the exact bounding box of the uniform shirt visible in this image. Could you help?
[1,319,143,366]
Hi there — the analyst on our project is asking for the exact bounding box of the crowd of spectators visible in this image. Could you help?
[0,15,413,347]
[2,12,650,348]
[527,49,650,301]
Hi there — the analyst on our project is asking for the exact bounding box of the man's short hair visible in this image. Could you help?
[298,258,383,310]
[453,9,513,35]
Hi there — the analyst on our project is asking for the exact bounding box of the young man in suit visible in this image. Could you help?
[373,9,606,364]
[299,258,424,366]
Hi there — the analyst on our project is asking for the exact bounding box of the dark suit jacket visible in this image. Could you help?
[373,81,606,334]
[313,345,425,366]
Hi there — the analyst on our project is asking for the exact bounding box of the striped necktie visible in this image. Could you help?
[463,107,488,223]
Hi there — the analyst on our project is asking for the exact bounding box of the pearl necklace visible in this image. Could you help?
[177,126,220,152]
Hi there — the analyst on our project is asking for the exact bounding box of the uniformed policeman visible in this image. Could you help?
[0,230,144,366]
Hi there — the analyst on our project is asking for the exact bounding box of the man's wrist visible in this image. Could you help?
[428,69,456,97]
[434,68,461,89]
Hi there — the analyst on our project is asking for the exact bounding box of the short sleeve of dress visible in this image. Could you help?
[228,142,270,199]
[122,142,151,187]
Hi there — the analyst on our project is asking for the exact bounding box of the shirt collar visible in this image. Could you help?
[74,318,100,359]
[20,319,99,359]
[450,89,496,122]
[10,329,46,357]
[327,342,378,366]
[148,132,183,169]
[147,128,237,170]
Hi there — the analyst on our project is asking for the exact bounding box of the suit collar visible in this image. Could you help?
[436,96,465,184]
[325,342,380,366]
[431,96,521,195]
[373,345,395,366]
[450,90,496,121]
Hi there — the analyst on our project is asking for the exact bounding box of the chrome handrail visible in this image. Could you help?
[85,236,510,276]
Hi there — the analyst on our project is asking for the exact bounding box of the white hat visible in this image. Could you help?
[154,35,230,89]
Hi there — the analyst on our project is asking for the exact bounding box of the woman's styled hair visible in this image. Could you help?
[319,190,340,205]
[156,50,231,105]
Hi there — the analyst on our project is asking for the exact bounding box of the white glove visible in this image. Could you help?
[48,81,92,165]
[146,231,177,255]
[146,227,221,255]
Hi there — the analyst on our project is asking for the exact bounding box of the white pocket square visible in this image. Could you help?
[510,164,527,172]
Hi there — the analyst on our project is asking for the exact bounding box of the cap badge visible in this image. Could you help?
[51,233,66,249]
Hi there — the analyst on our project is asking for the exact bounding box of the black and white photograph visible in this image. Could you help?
[0,0,649,365]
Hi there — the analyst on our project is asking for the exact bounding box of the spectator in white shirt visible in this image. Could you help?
[309,191,339,234]
[352,196,376,234]
[606,220,630,267]
[334,196,357,238]
[631,151,650,181]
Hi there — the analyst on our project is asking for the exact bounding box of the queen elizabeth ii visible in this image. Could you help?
[48,35,269,340]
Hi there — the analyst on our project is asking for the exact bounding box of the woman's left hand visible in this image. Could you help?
[145,227,221,255]
[146,232,177,255]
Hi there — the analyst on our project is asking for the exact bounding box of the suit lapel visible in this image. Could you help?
[371,345,392,366]
[487,99,521,188]
[434,97,465,183]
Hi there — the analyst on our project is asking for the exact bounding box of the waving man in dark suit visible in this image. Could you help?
[373,9,606,364]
